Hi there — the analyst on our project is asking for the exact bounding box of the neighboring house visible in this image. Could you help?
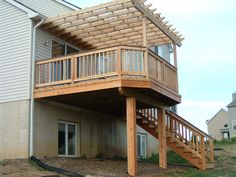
[0,0,214,176]
[207,92,236,140]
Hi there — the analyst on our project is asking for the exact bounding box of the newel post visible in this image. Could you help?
[201,136,206,170]
[71,56,77,84]
[117,47,122,78]
[126,97,137,176]
[209,139,214,162]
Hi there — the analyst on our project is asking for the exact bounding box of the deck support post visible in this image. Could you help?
[158,107,167,169]
[126,97,137,176]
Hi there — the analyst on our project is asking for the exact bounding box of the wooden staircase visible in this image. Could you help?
[137,108,215,170]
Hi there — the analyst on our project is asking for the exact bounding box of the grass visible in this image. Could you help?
[152,139,236,177]
[143,151,188,164]
[214,137,236,145]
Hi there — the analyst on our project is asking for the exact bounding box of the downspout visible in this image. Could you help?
[29,17,45,157]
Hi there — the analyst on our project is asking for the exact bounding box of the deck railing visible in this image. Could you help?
[35,46,178,92]
[165,111,214,163]
[137,108,214,166]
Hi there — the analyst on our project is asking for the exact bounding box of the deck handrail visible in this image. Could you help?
[35,45,178,93]
[137,108,214,166]
[165,111,214,163]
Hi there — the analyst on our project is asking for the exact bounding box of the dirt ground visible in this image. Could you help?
[1,144,236,177]
[42,158,188,177]
[0,159,61,177]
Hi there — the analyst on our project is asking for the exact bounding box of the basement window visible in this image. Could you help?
[58,121,77,156]
[137,133,147,159]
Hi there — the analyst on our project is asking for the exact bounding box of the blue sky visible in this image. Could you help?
[67,0,236,132]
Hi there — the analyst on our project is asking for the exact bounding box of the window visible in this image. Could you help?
[137,133,147,158]
[58,121,77,156]
[52,39,79,57]
[232,120,236,130]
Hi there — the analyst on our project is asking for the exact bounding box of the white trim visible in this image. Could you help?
[55,0,80,10]
[6,0,39,18]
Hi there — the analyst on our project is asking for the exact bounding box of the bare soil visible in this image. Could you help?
[42,157,187,177]
[0,159,61,177]
[1,144,236,177]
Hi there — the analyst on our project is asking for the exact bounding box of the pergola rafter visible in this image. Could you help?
[42,0,184,49]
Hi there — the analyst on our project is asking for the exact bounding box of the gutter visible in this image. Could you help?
[29,14,45,157]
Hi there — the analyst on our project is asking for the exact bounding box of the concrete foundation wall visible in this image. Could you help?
[0,100,29,160]
[34,100,128,158]
[34,100,159,159]
[137,126,158,157]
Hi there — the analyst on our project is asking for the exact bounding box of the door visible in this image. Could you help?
[58,121,77,156]
[137,133,147,158]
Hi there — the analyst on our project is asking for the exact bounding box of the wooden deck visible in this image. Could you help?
[34,46,180,109]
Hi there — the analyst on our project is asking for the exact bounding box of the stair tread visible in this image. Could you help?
[137,113,215,170]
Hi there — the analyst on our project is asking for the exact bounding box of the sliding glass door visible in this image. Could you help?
[58,121,77,156]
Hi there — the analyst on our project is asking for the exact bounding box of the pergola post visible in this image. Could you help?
[142,16,147,47]
[173,43,177,67]
[158,107,167,169]
[126,97,137,176]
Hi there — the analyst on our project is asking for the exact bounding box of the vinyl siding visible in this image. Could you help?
[18,0,74,17]
[0,0,31,103]
[35,29,52,60]
[35,29,81,60]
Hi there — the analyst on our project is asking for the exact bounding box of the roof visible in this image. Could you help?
[6,0,79,19]
[42,0,184,50]
[6,0,40,18]
[55,0,81,10]
[227,99,236,108]
[207,108,227,124]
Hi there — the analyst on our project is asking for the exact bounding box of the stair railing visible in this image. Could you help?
[166,111,214,164]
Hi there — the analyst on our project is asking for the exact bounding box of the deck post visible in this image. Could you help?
[126,97,137,176]
[158,107,167,169]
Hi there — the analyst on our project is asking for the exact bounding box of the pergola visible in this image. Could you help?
[42,0,184,50]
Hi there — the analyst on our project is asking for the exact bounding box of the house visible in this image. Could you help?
[0,0,214,176]
[207,92,236,140]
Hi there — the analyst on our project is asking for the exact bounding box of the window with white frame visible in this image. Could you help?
[137,133,147,158]
[232,120,236,130]
[58,121,77,156]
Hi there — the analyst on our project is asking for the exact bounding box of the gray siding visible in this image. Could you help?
[18,0,74,17]
[0,0,31,103]
[35,29,52,60]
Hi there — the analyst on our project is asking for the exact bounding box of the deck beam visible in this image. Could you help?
[126,97,137,176]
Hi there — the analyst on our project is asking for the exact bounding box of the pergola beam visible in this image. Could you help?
[131,0,182,46]
[42,0,183,49]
